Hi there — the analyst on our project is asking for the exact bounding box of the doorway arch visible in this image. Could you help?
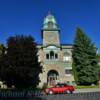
[47,70,59,86]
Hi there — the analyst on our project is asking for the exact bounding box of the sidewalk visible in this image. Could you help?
[75,88,100,93]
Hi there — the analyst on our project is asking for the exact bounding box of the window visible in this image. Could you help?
[66,81,70,85]
[63,56,71,62]
[55,53,58,59]
[63,52,71,62]
[50,51,54,59]
[48,21,53,29]
[46,51,58,60]
[65,69,72,75]
[46,54,49,59]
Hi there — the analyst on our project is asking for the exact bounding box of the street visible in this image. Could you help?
[1,91,100,100]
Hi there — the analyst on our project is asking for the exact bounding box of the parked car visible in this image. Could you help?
[44,83,75,95]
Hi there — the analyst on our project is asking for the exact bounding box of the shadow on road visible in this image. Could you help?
[1,96,47,100]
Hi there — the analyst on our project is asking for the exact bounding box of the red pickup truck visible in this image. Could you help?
[44,83,75,95]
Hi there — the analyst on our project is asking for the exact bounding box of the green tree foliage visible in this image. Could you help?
[0,35,42,89]
[0,44,5,56]
[72,28,99,85]
[96,54,100,79]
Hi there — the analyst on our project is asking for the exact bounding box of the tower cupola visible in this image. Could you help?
[43,12,59,30]
[42,12,60,46]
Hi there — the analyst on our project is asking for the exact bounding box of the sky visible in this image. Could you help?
[0,0,100,53]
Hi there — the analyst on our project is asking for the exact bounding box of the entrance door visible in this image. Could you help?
[47,70,59,86]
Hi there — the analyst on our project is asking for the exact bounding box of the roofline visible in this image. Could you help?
[37,44,73,46]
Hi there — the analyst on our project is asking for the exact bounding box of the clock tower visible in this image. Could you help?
[41,13,60,46]
[38,13,75,87]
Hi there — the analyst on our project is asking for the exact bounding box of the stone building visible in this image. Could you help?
[37,13,75,87]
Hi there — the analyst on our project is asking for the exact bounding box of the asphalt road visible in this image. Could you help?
[1,92,100,100]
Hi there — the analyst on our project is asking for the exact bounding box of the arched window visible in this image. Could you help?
[46,51,58,60]
[50,51,54,59]
[63,52,71,62]
[48,21,53,29]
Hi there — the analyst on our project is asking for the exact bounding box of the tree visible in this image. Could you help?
[0,44,6,81]
[0,44,5,56]
[72,28,99,85]
[96,54,100,80]
[0,35,42,89]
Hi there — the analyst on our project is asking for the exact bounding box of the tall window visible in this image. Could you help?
[63,52,71,62]
[46,54,49,59]
[50,51,54,59]
[55,53,58,59]
[48,21,53,29]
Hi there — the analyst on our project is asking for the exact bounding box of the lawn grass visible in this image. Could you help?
[75,85,100,89]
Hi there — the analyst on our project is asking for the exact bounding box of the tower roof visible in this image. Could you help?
[42,12,59,30]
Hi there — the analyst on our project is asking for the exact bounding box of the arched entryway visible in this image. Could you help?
[47,70,59,86]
